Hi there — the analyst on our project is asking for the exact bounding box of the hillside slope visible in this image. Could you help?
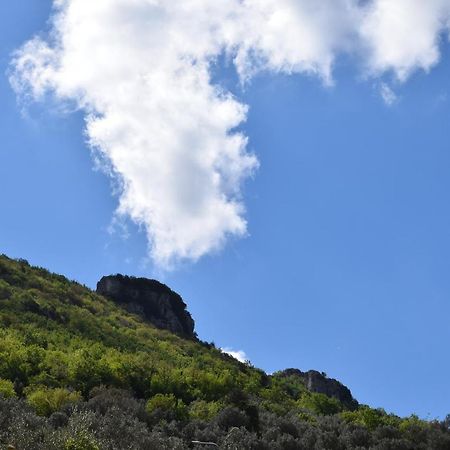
[0,255,448,449]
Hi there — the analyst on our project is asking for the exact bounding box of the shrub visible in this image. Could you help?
[27,387,82,416]
[63,434,100,450]
[298,392,342,415]
[215,407,249,430]
[0,378,16,398]
[146,393,177,413]
[341,407,399,431]
[0,280,12,299]
[220,427,261,449]
[87,387,146,421]
[189,400,222,421]
[146,393,187,421]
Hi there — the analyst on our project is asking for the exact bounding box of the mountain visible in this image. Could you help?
[0,254,448,449]
[96,274,196,339]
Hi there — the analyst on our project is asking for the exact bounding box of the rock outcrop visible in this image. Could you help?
[277,368,358,410]
[96,275,196,339]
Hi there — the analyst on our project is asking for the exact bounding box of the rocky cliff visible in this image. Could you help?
[96,274,196,339]
[96,275,355,408]
[278,368,358,410]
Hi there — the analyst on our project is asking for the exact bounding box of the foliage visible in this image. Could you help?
[0,378,16,398]
[0,254,448,449]
[63,434,100,450]
[26,387,82,416]
[145,393,187,421]
[341,406,401,430]
[188,399,222,421]
[297,392,342,415]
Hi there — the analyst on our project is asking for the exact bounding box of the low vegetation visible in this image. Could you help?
[0,255,448,449]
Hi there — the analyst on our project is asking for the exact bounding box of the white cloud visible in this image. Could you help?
[11,0,257,268]
[221,347,249,364]
[360,0,450,80]
[379,82,398,106]
[10,0,450,268]
[232,0,362,84]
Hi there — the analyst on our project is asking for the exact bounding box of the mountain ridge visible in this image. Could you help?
[0,253,448,449]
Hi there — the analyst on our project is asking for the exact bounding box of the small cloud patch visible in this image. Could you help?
[221,347,248,364]
[379,82,398,106]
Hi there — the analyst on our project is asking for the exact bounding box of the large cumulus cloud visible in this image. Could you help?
[10,0,450,267]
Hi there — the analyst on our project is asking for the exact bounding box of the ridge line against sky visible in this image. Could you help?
[9,0,450,269]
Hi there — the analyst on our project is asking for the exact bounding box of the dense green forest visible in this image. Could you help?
[0,254,448,449]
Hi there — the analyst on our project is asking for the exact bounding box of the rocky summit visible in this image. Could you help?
[96,274,196,339]
[277,368,358,410]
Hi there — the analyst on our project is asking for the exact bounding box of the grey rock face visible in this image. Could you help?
[278,368,358,409]
[96,275,196,339]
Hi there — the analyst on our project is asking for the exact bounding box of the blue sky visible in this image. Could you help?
[1,1,450,419]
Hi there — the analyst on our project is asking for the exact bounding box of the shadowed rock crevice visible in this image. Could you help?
[96,275,196,339]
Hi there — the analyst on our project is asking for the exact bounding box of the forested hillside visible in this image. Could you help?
[0,255,448,449]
